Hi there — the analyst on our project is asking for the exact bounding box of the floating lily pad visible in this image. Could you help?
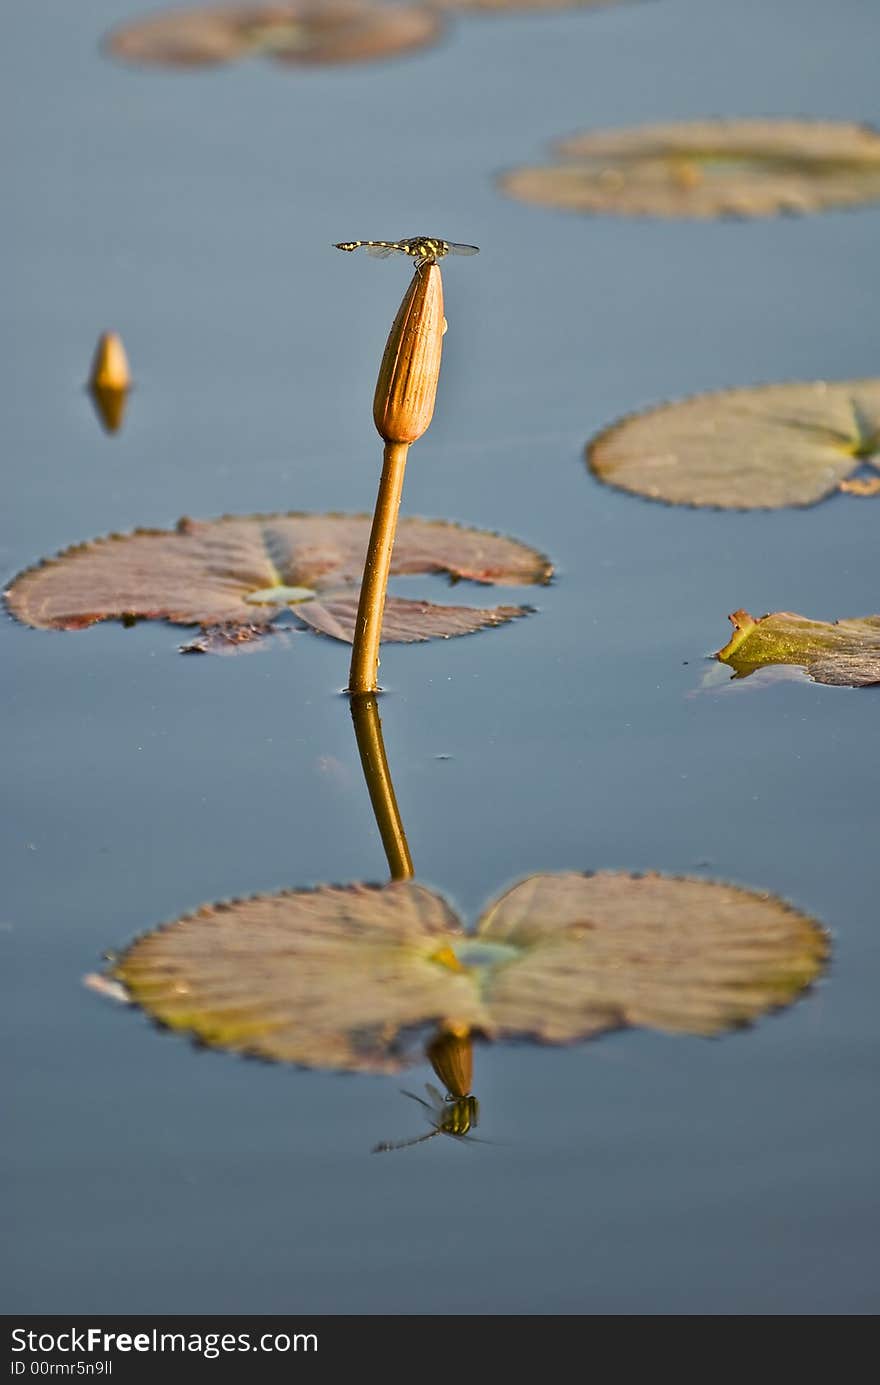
[500,120,880,219]
[716,609,880,687]
[104,3,442,70]
[112,872,827,1072]
[4,513,550,653]
[588,379,880,509]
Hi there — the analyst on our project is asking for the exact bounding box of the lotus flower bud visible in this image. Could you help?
[89,331,131,392]
[89,332,131,434]
[373,264,444,444]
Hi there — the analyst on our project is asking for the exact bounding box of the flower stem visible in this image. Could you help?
[347,439,409,694]
[349,691,414,881]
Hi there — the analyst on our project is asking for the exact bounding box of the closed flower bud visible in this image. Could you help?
[373,264,444,444]
[88,332,131,434]
[89,331,131,392]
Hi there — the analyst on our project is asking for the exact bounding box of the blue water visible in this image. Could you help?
[2,0,878,1314]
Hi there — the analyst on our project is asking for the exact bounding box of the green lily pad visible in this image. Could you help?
[104,2,442,70]
[588,378,880,509]
[717,608,880,687]
[500,119,880,219]
[111,872,827,1073]
[4,513,550,654]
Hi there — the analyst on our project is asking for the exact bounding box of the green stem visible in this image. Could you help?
[347,440,409,694]
[349,692,414,881]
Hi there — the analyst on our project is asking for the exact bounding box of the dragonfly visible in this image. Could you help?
[372,1084,482,1153]
[334,237,480,269]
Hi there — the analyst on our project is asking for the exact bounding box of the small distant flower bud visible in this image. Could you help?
[88,332,131,434]
[89,331,131,392]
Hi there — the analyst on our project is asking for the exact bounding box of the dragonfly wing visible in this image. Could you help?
[400,1088,434,1113]
[366,243,399,258]
[448,243,480,256]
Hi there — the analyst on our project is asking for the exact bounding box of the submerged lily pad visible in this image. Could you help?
[717,609,880,687]
[4,513,550,653]
[588,378,880,509]
[104,3,442,70]
[112,872,827,1072]
[500,120,880,219]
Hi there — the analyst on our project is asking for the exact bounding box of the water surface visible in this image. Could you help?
[3,0,879,1314]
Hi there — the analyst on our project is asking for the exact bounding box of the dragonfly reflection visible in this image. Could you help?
[334,237,480,269]
[373,1084,481,1153]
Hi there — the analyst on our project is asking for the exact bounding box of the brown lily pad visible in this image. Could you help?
[4,512,551,653]
[500,119,880,219]
[104,2,442,70]
[111,871,827,1073]
[716,608,880,687]
[588,378,880,509]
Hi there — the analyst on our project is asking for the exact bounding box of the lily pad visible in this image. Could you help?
[104,3,442,70]
[112,872,827,1073]
[500,119,880,219]
[4,513,550,653]
[588,378,880,509]
[716,608,880,687]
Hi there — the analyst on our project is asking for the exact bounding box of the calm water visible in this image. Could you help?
[3,0,879,1314]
